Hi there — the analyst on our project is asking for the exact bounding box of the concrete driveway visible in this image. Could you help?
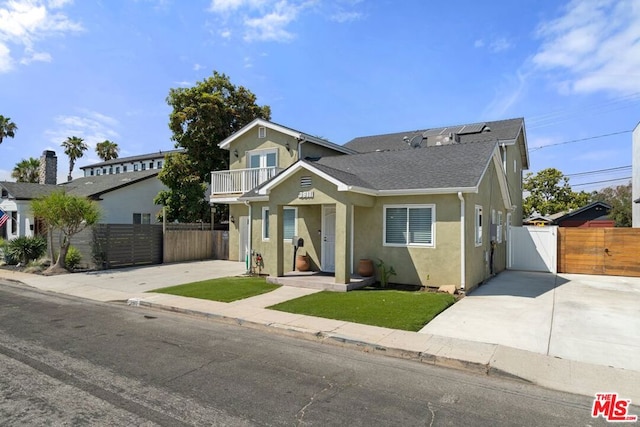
[420,270,640,372]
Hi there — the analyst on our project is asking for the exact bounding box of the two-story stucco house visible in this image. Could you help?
[211,118,529,292]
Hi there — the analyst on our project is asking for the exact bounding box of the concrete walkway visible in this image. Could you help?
[1,262,639,404]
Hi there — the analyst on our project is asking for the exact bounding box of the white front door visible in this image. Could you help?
[238,216,249,267]
[322,205,336,272]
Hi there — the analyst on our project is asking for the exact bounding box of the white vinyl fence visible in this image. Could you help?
[508,226,557,273]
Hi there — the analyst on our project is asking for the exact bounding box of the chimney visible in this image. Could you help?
[39,150,57,185]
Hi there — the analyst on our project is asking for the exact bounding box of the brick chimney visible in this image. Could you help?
[39,150,57,185]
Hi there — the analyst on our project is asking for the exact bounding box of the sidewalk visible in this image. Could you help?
[1,261,639,404]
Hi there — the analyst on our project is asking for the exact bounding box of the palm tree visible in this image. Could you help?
[95,140,120,161]
[11,157,40,183]
[0,115,18,144]
[62,136,88,182]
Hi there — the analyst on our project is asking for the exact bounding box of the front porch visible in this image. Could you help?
[266,271,376,292]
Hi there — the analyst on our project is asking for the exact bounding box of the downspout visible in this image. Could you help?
[244,200,252,273]
[457,192,466,291]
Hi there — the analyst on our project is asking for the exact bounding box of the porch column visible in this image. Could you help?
[266,204,284,277]
[334,202,352,284]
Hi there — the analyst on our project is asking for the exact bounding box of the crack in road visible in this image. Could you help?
[296,377,335,426]
[427,401,436,427]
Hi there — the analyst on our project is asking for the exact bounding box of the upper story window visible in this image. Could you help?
[157,161,162,169]
[249,149,277,169]
[149,162,153,169]
[258,126,266,138]
[141,163,146,171]
[103,168,107,175]
[1,189,8,198]
[115,166,120,174]
[90,170,94,176]
[109,167,113,174]
[96,169,101,176]
[133,164,139,171]
[123,165,128,172]
[383,204,435,247]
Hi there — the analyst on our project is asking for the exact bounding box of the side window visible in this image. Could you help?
[475,205,483,246]
[262,207,270,241]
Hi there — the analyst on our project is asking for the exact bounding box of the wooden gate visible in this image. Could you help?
[558,228,640,277]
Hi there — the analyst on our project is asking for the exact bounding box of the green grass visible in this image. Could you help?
[268,289,456,332]
[150,276,280,303]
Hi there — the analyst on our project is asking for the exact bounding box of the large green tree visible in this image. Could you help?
[523,168,591,217]
[62,136,88,182]
[95,140,119,161]
[592,182,632,227]
[154,153,210,222]
[11,157,40,183]
[31,191,100,274]
[160,71,271,222]
[0,115,17,144]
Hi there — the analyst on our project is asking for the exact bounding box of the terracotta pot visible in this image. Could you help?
[357,258,374,277]
[296,254,310,271]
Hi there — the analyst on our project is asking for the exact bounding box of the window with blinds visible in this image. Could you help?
[384,205,435,247]
[262,207,296,240]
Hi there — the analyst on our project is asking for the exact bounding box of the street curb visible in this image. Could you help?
[132,298,533,384]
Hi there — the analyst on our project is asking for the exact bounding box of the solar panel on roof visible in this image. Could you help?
[458,123,486,134]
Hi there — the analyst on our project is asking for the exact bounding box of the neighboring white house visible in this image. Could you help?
[80,149,184,177]
[1,150,170,240]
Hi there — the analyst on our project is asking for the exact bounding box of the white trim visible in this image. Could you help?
[261,206,270,241]
[258,162,349,195]
[258,126,266,138]
[321,205,336,272]
[382,204,435,248]
[457,192,466,290]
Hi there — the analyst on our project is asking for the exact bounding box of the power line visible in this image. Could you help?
[566,165,631,177]
[572,177,631,188]
[530,130,632,152]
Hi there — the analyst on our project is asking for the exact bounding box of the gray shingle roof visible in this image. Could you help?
[79,149,184,169]
[313,141,497,191]
[1,170,159,200]
[343,118,523,153]
[60,170,160,197]
[0,182,59,200]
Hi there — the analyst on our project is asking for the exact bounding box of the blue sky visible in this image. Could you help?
[0,0,638,191]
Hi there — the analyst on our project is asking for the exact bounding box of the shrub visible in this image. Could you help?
[65,246,82,271]
[7,236,47,265]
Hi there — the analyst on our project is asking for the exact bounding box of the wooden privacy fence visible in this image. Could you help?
[558,228,640,277]
[93,224,163,269]
[163,223,229,263]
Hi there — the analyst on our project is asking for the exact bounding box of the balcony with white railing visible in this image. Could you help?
[210,167,283,198]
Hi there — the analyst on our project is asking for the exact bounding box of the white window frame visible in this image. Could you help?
[283,207,297,241]
[258,126,266,138]
[262,207,270,241]
[475,205,483,246]
[497,210,503,243]
[383,204,435,248]
[247,148,278,169]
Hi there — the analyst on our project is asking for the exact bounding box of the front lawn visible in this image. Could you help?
[150,276,280,303]
[268,289,455,332]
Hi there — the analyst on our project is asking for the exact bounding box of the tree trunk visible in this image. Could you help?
[44,241,70,275]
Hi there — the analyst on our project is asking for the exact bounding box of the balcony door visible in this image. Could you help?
[247,149,277,190]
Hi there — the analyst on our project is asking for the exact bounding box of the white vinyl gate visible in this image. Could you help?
[508,226,557,273]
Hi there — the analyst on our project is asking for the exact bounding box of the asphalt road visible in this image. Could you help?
[0,281,611,426]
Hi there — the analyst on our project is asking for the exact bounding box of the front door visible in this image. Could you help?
[322,205,336,272]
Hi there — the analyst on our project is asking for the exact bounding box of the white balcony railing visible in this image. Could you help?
[210,167,283,196]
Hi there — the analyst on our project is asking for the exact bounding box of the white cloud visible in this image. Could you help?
[208,0,338,43]
[330,10,361,23]
[45,111,120,150]
[0,0,82,73]
[489,37,512,53]
[193,63,203,71]
[533,0,640,95]
[474,39,484,48]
